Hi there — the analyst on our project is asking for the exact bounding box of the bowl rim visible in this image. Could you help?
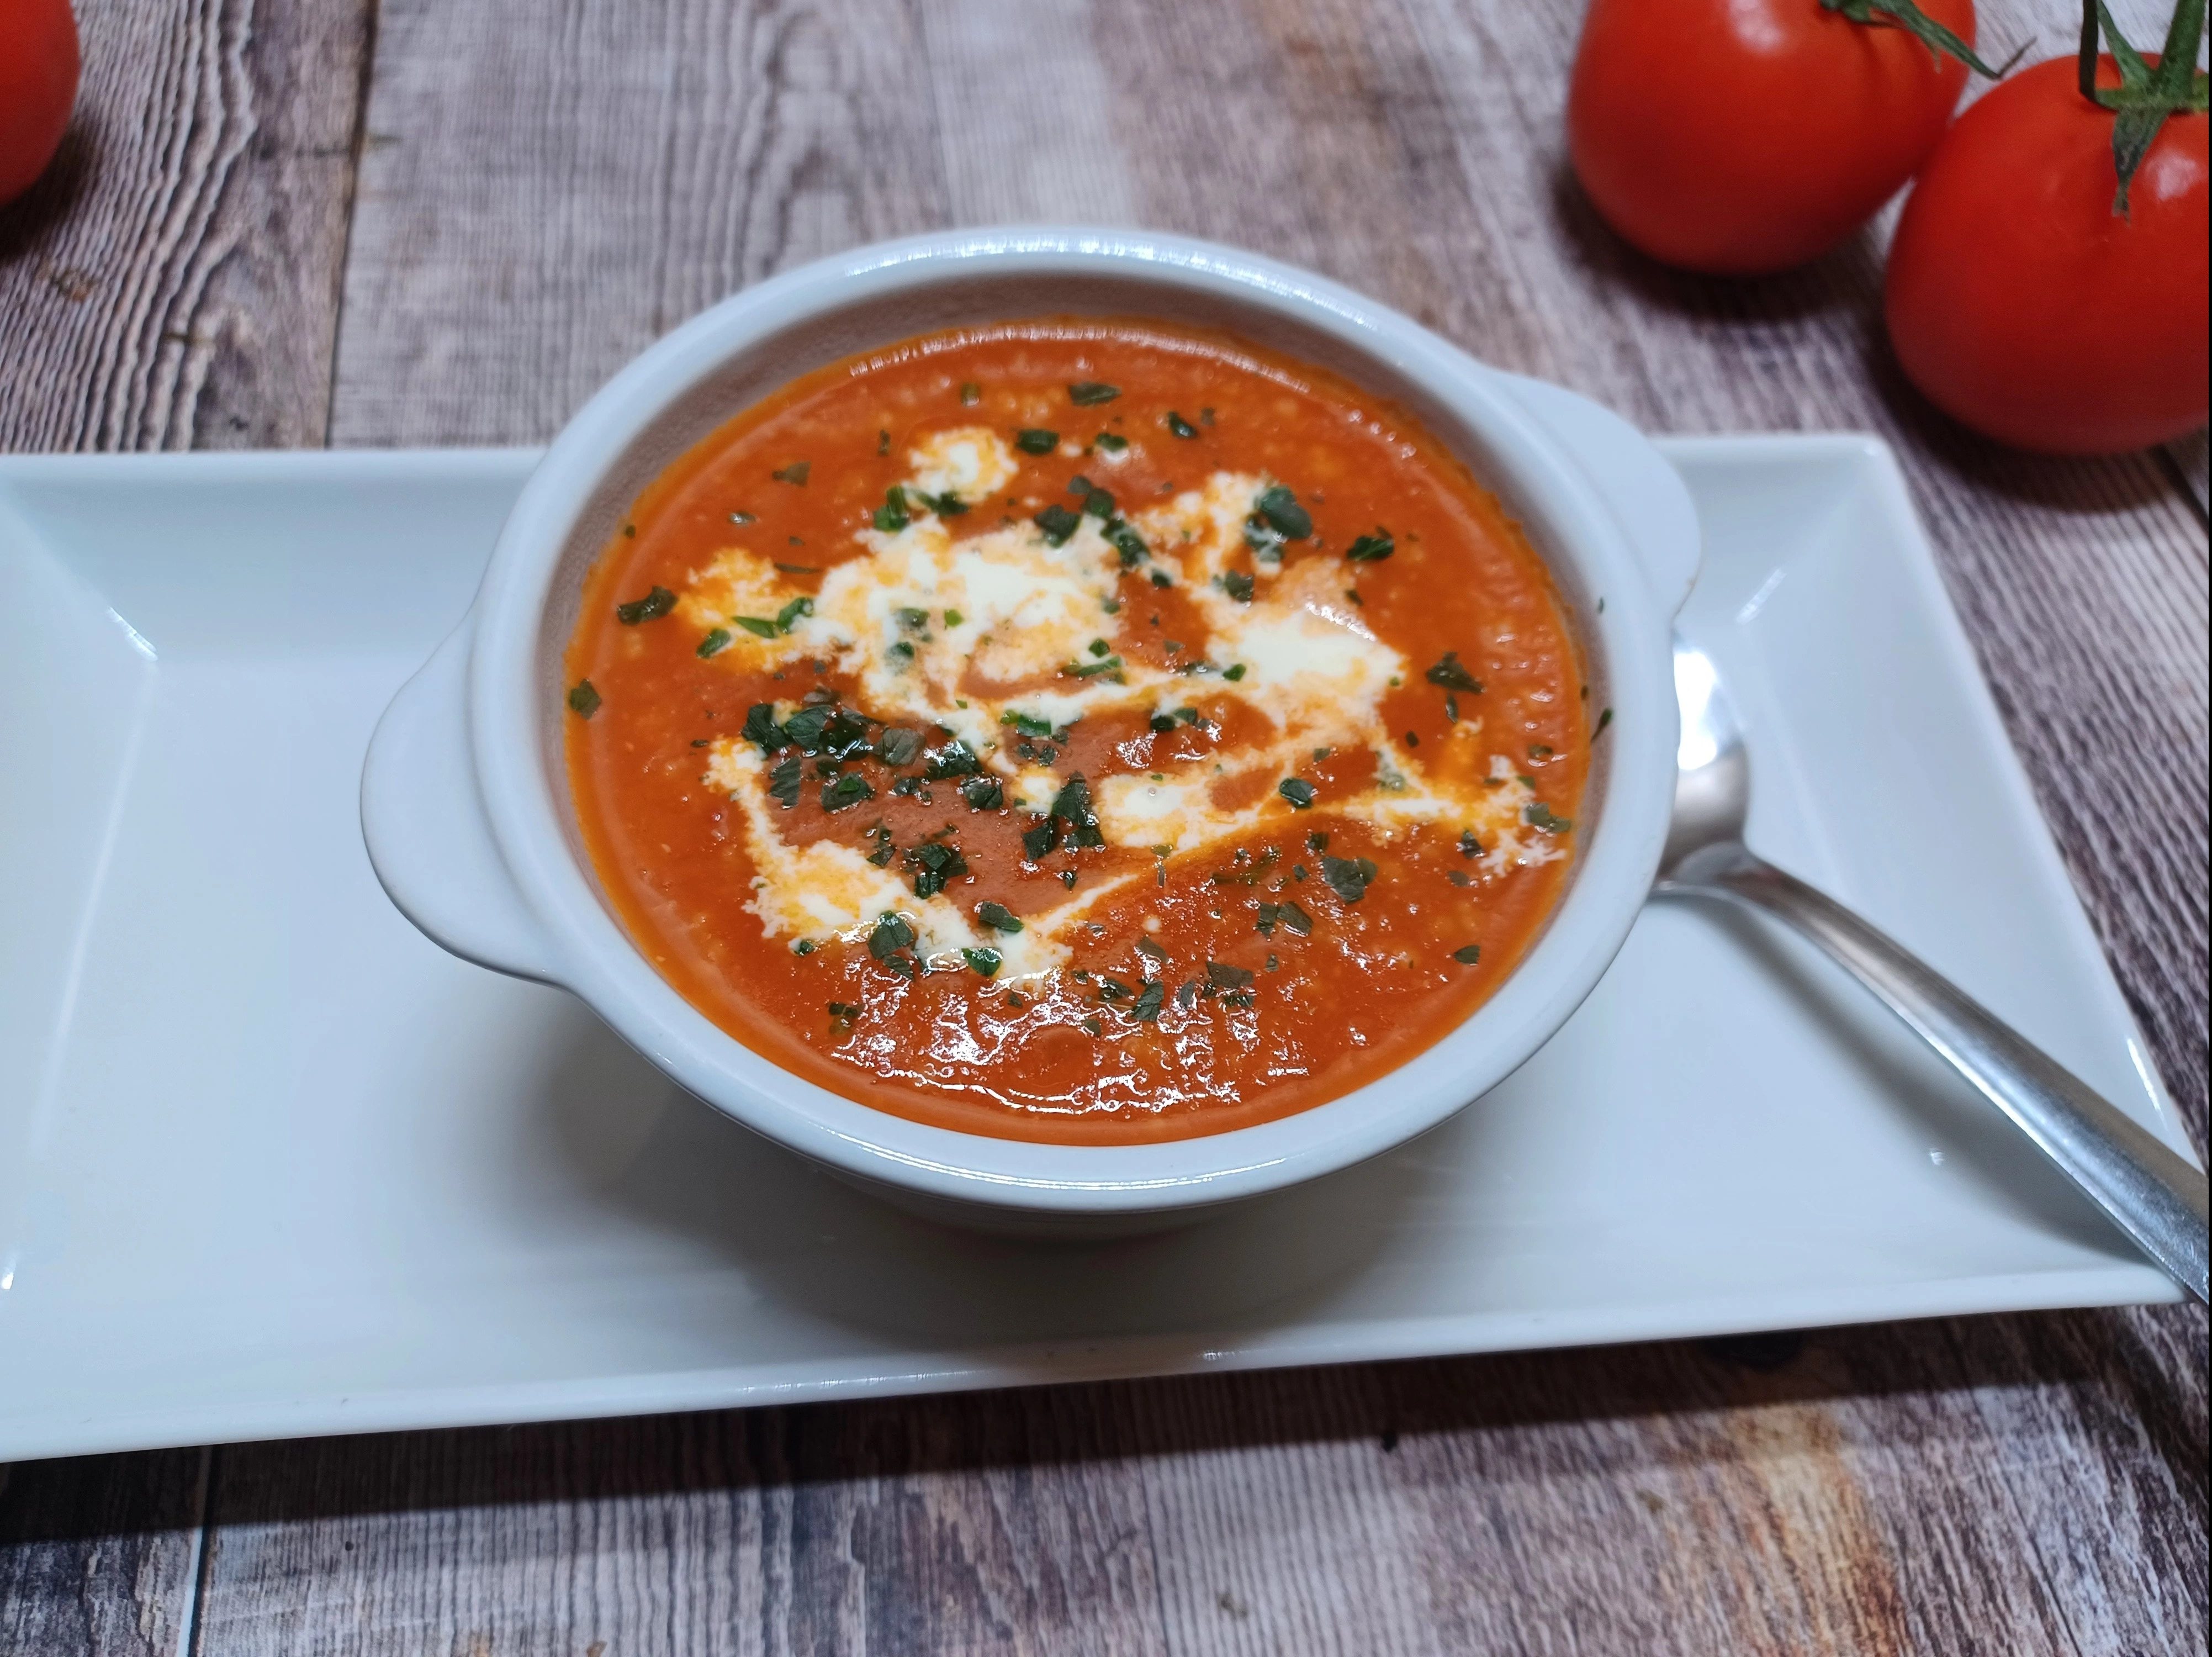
[463,226,1684,1213]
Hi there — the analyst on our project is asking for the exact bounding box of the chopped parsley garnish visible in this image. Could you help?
[827,1000,860,1031]
[906,840,969,897]
[1106,521,1149,567]
[887,641,916,663]
[1082,487,1116,519]
[1278,778,1316,809]
[1150,569,1173,588]
[1222,663,1247,682]
[768,754,804,807]
[696,626,734,659]
[873,486,912,532]
[1205,961,1256,991]
[1307,831,1329,851]
[793,938,816,955]
[1135,937,1168,961]
[1166,411,1198,439]
[1425,652,1484,693]
[1063,655,1124,679]
[962,947,1002,977]
[977,901,1024,935]
[895,606,930,631]
[1596,707,1613,736]
[915,489,968,517]
[1082,1017,1103,1036]
[1023,817,1060,861]
[732,616,782,639]
[821,773,875,812]
[780,704,833,751]
[961,776,1004,810]
[1050,773,1107,849]
[1529,743,1553,759]
[1219,570,1255,604]
[1321,854,1379,904]
[1459,829,1481,858]
[875,726,923,767]
[743,703,784,750]
[1129,980,1165,1022]
[1068,382,1120,405]
[1253,484,1313,540]
[1524,802,1574,835]
[1211,848,1279,887]
[1276,900,1314,936]
[1093,432,1129,453]
[867,912,916,962]
[616,586,676,625]
[1001,710,1055,738]
[1452,944,1483,965]
[1345,529,1394,563]
[1015,428,1059,454]
[567,680,601,719]
[771,462,810,486]
[923,738,981,779]
[1034,503,1081,546]
[944,609,965,626]
[732,595,814,640]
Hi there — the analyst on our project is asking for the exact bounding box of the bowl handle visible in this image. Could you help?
[361,616,563,984]
[1490,372,1701,618]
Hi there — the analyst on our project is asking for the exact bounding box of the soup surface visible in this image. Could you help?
[564,320,1592,1144]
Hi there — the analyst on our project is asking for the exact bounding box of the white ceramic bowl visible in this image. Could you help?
[361,228,1698,1229]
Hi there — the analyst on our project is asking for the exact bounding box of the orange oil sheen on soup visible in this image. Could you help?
[564,320,1590,1144]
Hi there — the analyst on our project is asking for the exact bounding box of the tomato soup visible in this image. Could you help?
[563,320,1591,1144]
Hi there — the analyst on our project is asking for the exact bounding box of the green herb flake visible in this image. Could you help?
[1001,710,1054,738]
[1220,571,1255,604]
[771,462,811,486]
[1205,961,1257,991]
[1529,743,1554,759]
[1524,802,1574,835]
[774,562,820,576]
[1015,428,1059,455]
[1223,663,1247,682]
[1425,652,1484,694]
[827,1000,861,1031]
[1082,1016,1104,1036]
[1135,937,1169,962]
[1150,569,1173,588]
[1459,829,1481,858]
[1082,487,1116,520]
[1278,778,1316,809]
[821,773,875,812]
[1034,503,1082,547]
[1345,529,1394,563]
[1063,655,1124,680]
[1452,944,1483,965]
[567,679,602,719]
[1166,411,1198,439]
[732,616,781,639]
[876,726,923,767]
[962,947,1002,977]
[1093,432,1129,453]
[696,626,734,659]
[1050,773,1107,849]
[1306,831,1329,852]
[1277,900,1313,936]
[768,754,804,808]
[615,586,676,625]
[977,901,1025,935]
[1596,707,1613,737]
[1256,484,1313,540]
[1068,382,1120,406]
[873,486,912,533]
[1129,980,1166,1022]
[793,938,817,956]
[1321,854,1379,905]
[742,703,784,750]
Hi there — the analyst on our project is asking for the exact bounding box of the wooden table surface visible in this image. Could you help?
[2,0,2205,1650]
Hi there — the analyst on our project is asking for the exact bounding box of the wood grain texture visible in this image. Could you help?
[0,1448,208,1657]
[2,0,2206,1652]
[0,0,372,451]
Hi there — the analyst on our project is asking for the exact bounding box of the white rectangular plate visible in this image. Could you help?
[0,437,2190,1464]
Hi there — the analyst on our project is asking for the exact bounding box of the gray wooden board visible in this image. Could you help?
[0,0,2204,1650]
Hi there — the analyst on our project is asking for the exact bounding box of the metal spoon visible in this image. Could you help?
[1657,641,2209,1303]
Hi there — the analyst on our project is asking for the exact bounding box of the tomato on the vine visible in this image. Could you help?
[1568,0,2003,275]
[0,0,80,208]
[1885,49,2208,453]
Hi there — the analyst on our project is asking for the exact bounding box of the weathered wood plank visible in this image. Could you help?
[0,0,372,451]
[0,1448,209,1657]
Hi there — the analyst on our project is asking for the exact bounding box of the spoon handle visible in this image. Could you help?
[1672,846,2209,1303]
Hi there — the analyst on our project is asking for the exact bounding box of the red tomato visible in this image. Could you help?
[1885,55,2208,455]
[1568,0,1977,275]
[0,0,79,207]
